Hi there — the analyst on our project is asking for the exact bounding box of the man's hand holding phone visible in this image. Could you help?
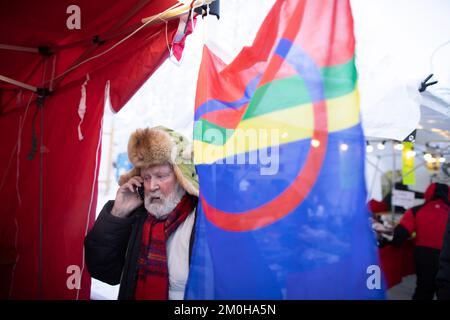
[111,176,144,218]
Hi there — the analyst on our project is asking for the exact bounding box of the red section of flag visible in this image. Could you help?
[201,104,248,129]
[202,99,328,232]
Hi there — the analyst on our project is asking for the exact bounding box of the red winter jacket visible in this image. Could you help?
[393,183,450,249]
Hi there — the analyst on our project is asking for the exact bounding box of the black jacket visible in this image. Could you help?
[437,215,450,300]
[84,201,196,300]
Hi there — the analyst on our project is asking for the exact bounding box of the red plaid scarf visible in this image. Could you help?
[134,194,197,300]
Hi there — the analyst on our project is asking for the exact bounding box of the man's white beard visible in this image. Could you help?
[144,183,186,220]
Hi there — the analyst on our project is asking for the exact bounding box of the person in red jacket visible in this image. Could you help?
[391,182,450,300]
[437,213,450,300]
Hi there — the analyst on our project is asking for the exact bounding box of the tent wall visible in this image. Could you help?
[0,0,187,299]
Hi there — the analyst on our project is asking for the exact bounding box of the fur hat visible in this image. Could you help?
[118,126,199,197]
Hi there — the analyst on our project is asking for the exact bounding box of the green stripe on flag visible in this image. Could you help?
[195,57,357,146]
[242,57,357,120]
[194,119,234,146]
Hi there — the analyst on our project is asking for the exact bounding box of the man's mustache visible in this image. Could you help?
[145,191,165,202]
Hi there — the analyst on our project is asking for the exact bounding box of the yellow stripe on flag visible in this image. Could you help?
[194,90,360,164]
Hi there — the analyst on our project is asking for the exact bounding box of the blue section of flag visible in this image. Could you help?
[186,125,386,299]
[196,139,310,213]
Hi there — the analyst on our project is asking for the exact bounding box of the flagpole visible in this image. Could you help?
[391,141,396,224]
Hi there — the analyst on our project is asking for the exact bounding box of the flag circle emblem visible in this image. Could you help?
[201,40,329,232]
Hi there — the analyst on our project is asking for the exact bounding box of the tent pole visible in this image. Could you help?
[105,122,115,194]
[36,57,50,300]
[366,156,385,176]
[368,156,381,200]
[0,75,37,93]
[38,97,44,300]
[0,44,39,53]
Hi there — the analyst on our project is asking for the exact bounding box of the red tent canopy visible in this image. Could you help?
[0,0,193,299]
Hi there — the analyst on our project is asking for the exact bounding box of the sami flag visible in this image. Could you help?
[185,0,385,299]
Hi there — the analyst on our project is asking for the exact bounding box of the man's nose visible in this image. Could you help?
[148,178,159,192]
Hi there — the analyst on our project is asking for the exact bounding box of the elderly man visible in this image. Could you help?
[85,126,199,300]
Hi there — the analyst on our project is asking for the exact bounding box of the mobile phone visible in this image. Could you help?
[135,185,145,201]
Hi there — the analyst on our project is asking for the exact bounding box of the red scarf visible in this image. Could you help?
[134,194,197,300]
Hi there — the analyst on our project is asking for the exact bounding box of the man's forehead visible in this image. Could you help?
[140,163,173,176]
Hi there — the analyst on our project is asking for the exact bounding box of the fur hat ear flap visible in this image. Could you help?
[173,165,199,197]
[118,167,140,186]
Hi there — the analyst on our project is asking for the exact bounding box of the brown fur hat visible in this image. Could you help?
[127,128,174,169]
[118,126,199,196]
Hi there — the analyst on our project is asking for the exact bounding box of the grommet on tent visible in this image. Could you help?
[92,35,106,46]
[36,87,52,98]
[38,46,53,57]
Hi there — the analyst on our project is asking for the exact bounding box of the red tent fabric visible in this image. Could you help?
[0,0,192,299]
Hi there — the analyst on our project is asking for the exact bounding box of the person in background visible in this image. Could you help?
[368,182,424,214]
[436,212,450,300]
[390,182,450,300]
